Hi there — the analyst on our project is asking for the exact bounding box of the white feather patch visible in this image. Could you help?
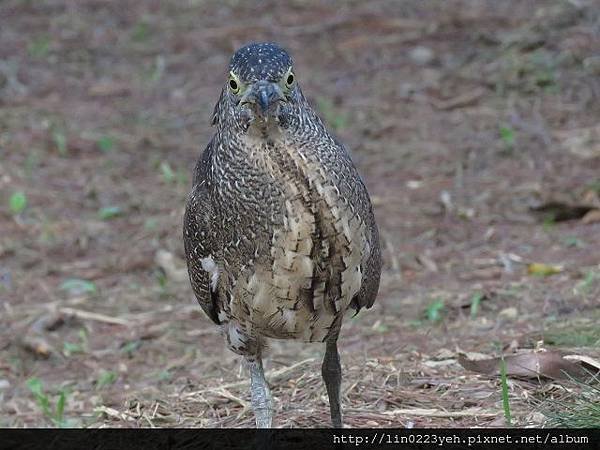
[200,256,220,291]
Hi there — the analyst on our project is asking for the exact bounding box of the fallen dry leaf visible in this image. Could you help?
[554,125,600,159]
[582,209,600,224]
[458,351,589,381]
[498,307,518,321]
[527,263,563,277]
[563,355,600,373]
[20,336,54,359]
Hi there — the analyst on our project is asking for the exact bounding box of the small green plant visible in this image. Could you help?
[150,55,165,83]
[316,98,349,131]
[156,269,170,299]
[586,179,600,195]
[499,125,514,145]
[424,298,444,323]
[372,321,389,333]
[60,278,97,295]
[495,48,558,94]
[52,129,67,156]
[28,36,50,58]
[500,358,512,426]
[542,215,557,232]
[575,270,597,296]
[541,370,600,428]
[98,206,123,220]
[62,329,89,357]
[498,124,516,156]
[470,292,484,319]
[95,370,118,390]
[62,342,83,357]
[156,370,172,382]
[160,161,176,183]
[562,236,585,248]
[157,161,187,185]
[407,319,423,328]
[131,21,150,42]
[26,378,70,427]
[97,136,115,152]
[144,217,158,231]
[121,340,141,355]
[9,191,27,214]
[544,323,600,347]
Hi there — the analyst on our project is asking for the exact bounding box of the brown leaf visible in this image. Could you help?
[20,336,54,359]
[563,355,600,373]
[582,209,600,224]
[458,351,588,381]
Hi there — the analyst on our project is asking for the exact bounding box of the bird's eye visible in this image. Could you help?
[286,73,295,87]
[229,78,239,93]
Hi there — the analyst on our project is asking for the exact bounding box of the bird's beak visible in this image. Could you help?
[240,81,285,117]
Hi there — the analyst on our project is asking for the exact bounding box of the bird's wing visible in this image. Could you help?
[328,135,383,312]
[183,149,221,325]
[354,214,382,311]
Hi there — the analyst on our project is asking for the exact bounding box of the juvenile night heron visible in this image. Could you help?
[183,42,381,428]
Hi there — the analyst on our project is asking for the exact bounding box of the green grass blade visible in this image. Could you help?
[470,292,483,318]
[55,390,66,426]
[500,357,512,426]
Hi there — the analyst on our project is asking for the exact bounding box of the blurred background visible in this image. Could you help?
[1,0,599,428]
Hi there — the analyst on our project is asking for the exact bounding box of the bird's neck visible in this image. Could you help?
[213,101,328,178]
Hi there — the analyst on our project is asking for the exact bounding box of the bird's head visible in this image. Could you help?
[212,42,301,131]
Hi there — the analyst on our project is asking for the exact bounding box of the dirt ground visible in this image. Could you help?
[1,0,600,428]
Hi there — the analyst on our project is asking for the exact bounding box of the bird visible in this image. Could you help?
[183,42,381,428]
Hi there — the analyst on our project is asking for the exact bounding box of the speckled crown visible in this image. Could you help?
[230,42,293,82]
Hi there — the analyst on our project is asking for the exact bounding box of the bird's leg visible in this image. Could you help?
[322,338,343,428]
[246,356,273,428]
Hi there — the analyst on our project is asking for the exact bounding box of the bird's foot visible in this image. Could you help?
[247,356,273,428]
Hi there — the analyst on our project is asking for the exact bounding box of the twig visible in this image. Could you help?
[95,406,137,422]
[214,389,249,408]
[214,389,250,420]
[378,407,497,418]
[431,87,486,110]
[58,307,131,326]
[178,358,316,398]
[151,402,160,420]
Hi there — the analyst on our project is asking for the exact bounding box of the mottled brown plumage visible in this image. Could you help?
[183,42,381,427]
